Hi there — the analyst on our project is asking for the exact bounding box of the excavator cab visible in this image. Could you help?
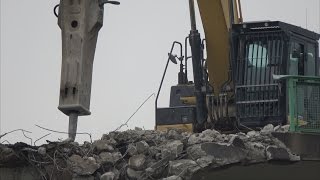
[155,0,320,133]
[156,20,320,132]
[232,21,320,128]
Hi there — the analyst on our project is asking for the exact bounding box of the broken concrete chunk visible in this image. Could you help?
[93,140,114,153]
[274,125,290,133]
[97,151,121,165]
[188,129,221,145]
[69,155,100,175]
[127,143,138,156]
[128,154,146,171]
[266,146,291,160]
[0,146,16,165]
[261,124,274,134]
[244,142,266,163]
[135,127,143,131]
[126,167,142,180]
[136,141,149,154]
[188,142,246,166]
[161,140,184,160]
[247,131,259,137]
[274,125,281,132]
[37,147,46,155]
[113,152,122,162]
[100,172,115,180]
[72,176,95,180]
[148,146,160,158]
[282,125,290,132]
[99,152,114,164]
[186,144,207,159]
[201,129,220,138]
[167,129,183,140]
[229,135,245,149]
[168,159,198,177]
[162,176,183,180]
[146,159,169,179]
[196,155,215,168]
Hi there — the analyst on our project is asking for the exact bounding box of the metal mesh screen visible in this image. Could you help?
[234,32,285,123]
[295,82,320,132]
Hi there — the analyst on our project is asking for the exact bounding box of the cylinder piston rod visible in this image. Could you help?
[68,113,78,141]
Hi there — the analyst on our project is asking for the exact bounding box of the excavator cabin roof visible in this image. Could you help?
[233,21,320,41]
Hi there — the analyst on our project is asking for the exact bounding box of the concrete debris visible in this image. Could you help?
[187,129,221,145]
[261,124,274,134]
[167,129,183,140]
[127,143,138,156]
[100,172,115,180]
[0,124,301,180]
[128,154,146,170]
[73,176,95,180]
[136,141,149,154]
[161,140,184,160]
[99,152,114,164]
[94,140,115,153]
[266,146,300,161]
[244,142,266,163]
[126,167,142,179]
[229,135,245,149]
[69,155,100,176]
[168,159,199,178]
[274,124,290,132]
[37,147,46,155]
[135,127,143,131]
[162,176,183,180]
[246,130,259,137]
[196,155,215,168]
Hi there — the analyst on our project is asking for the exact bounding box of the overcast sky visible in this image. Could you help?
[1,0,319,145]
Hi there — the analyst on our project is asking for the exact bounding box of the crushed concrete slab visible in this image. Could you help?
[162,176,182,180]
[100,172,115,180]
[126,167,142,179]
[0,124,302,180]
[99,152,114,164]
[69,155,100,176]
[261,124,274,134]
[136,141,149,154]
[161,140,184,160]
[128,154,146,170]
[168,159,199,178]
[93,140,115,153]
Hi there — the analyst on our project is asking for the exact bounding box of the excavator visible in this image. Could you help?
[55,0,320,175]
[155,0,320,133]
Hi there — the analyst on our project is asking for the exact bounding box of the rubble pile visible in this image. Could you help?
[0,125,298,180]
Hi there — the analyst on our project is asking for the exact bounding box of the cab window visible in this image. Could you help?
[305,44,316,76]
[289,42,304,75]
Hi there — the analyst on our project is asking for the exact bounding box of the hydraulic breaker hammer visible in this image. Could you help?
[56,0,119,141]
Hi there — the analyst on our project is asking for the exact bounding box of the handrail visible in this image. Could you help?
[155,41,183,124]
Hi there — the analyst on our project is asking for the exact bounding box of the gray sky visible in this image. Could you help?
[1,0,320,144]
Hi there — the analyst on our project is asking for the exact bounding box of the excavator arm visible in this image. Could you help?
[197,0,242,94]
